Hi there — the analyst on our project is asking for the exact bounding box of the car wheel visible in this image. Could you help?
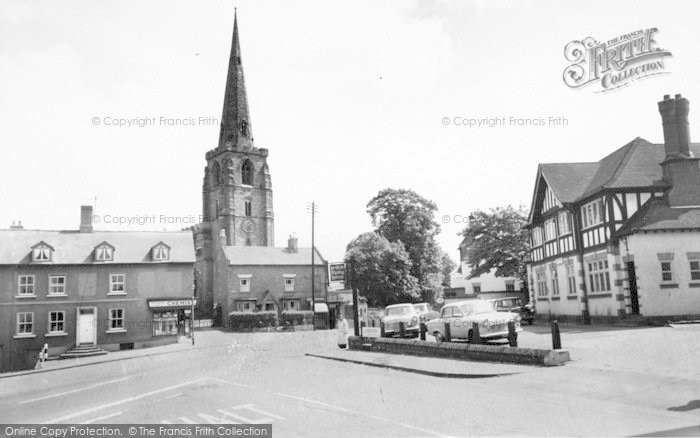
[434,332,445,343]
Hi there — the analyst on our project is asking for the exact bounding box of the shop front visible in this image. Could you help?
[148,298,197,338]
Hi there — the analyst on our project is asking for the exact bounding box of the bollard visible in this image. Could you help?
[507,321,518,347]
[471,322,481,344]
[444,321,451,341]
[399,322,406,338]
[380,321,386,337]
[419,322,426,341]
[551,319,561,350]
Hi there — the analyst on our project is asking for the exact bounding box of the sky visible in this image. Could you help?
[2,0,700,264]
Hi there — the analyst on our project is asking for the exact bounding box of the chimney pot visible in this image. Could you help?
[664,94,670,99]
[675,93,682,99]
[80,205,93,233]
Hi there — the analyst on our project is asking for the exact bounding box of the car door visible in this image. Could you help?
[450,306,467,338]
[438,306,453,336]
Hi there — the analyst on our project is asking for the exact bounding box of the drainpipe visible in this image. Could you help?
[572,206,591,324]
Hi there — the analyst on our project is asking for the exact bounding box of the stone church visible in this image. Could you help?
[194,12,328,321]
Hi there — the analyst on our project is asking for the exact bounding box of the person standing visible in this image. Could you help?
[337,313,349,348]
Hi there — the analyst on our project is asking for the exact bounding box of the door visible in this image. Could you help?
[627,262,640,315]
[78,308,96,345]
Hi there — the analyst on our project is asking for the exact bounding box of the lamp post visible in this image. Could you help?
[307,202,318,329]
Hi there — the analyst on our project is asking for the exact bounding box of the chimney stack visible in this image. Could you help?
[10,220,23,230]
[287,234,298,253]
[80,205,93,233]
[658,94,700,207]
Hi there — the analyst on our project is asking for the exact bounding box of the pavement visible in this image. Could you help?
[0,323,698,436]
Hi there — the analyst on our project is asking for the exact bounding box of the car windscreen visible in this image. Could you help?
[386,306,411,315]
[413,304,427,312]
[460,301,494,315]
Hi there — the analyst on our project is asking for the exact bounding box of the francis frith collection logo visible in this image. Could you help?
[563,28,672,92]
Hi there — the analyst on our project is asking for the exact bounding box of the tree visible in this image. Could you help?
[366,189,441,287]
[458,205,529,281]
[344,232,419,307]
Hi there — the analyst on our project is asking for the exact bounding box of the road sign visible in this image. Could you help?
[329,263,345,283]
[361,326,381,338]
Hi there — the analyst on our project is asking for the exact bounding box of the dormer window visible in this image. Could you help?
[151,242,171,261]
[94,242,115,262]
[31,242,54,262]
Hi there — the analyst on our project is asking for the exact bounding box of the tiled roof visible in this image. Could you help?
[223,246,326,266]
[541,138,700,203]
[617,199,700,234]
[0,230,195,265]
[540,162,598,202]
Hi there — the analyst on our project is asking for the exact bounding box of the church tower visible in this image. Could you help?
[201,11,274,247]
[195,11,274,314]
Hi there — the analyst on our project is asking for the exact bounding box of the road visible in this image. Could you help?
[0,328,698,436]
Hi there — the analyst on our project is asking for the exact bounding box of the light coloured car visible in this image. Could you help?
[412,302,439,323]
[381,303,421,337]
[426,299,522,342]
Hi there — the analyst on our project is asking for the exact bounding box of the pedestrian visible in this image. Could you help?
[337,313,349,348]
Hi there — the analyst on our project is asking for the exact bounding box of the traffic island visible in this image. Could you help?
[348,336,570,366]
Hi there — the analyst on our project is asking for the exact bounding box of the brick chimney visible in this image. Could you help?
[10,220,23,230]
[79,205,93,232]
[658,94,700,206]
[287,234,298,253]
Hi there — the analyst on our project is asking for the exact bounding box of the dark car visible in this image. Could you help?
[490,297,535,325]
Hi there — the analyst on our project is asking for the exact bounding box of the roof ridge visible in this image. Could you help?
[606,137,649,188]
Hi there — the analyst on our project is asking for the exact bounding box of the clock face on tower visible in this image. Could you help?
[241,219,255,233]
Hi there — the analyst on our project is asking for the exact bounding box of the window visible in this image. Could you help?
[109,309,125,330]
[661,262,673,282]
[284,278,294,292]
[240,278,250,292]
[690,260,700,281]
[18,275,35,296]
[16,312,33,335]
[153,311,178,336]
[49,311,65,333]
[566,264,577,295]
[32,243,52,262]
[472,283,481,294]
[550,267,560,295]
[588,260,611,292]
[536,271,548,297]
[531,227,543,246]
[95,244,114,261]
[581,199,603,229]
[505,281,515,292]
[558,212,571,235]
[109,274,125,294]
[49,275,66,295]
[283,300,299,311]
[152,243,170,261]
[544,218,557,241]
[242,160,253,185]
[264,303,276,311]
[238,301,254,312]
[244,199,252,217]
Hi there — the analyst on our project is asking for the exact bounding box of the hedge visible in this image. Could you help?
[227,311,279,330]
[280,310,314,326]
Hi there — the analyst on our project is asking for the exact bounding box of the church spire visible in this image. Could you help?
[218,10,253,150]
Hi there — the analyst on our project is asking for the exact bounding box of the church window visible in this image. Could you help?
[244,199,252,217]
[212,161,221,186]
[242,160,253,185]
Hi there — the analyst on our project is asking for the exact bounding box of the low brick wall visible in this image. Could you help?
[348,336,570,366]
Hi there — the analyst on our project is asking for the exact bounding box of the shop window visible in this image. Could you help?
[153,311,178,336]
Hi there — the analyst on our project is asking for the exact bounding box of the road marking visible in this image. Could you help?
[206,376,255,389]
[41,377,208,424]
[81,411,123,424]
[157,392,183,402]
[207,376,447,437]
[20,377,131,404]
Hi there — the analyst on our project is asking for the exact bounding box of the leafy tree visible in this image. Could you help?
[344,232,419,307]
[366,189,440,284]
[458,205,529,281]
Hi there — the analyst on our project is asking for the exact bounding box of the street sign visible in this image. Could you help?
[329,263,345,283]
[361,326,381,338]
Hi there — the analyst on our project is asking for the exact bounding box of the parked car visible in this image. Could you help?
[489,297,535,325]
[412,302,439,322]
[381,303,421,337]
[425,299,522,342]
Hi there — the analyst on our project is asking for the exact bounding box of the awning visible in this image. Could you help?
[314,302,329,313]
[148,299,196,309]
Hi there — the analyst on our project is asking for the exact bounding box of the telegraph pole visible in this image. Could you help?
[307,202,318,329]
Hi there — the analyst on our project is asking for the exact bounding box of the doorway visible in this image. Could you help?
[77,308,96,345]
[627,262,640,315]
